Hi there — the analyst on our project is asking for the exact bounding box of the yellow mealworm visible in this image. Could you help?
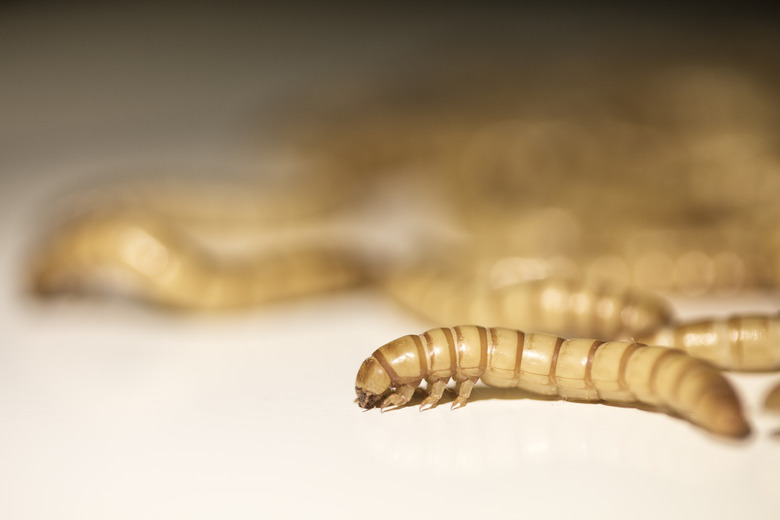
[638,313,780,371]
[765,382,780,439]
[30,211,364,310]
[355,325,749,438]
[385,268,673,339]
[763,382,780,413]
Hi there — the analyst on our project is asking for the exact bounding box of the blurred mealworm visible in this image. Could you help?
[765,382,780,439]
[384,267,673,339]
[355,325,749,438]
[638,313,780,371]
[30,211,365,310]
[763,382,780,413]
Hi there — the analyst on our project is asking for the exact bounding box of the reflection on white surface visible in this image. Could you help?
[354,390,775,478]
[3,292,780,519]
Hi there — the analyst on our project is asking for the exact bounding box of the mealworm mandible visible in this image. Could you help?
[355,325,749,438]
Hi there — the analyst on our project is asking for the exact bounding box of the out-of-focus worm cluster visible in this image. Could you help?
[27,55,780,437]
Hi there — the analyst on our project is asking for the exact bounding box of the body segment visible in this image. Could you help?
[31,211,364,309]
[356,325,749,438]
[385,269,673,340]
[639,313,780,371]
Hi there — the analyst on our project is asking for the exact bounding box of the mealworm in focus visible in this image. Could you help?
[355,325,749,438]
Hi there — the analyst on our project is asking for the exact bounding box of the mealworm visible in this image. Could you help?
[638,313,780,371]
[764,382,780,413]
[385,267,673,339]
[355,325,749,438]
[30,211,364,309]
[765,382,780,439]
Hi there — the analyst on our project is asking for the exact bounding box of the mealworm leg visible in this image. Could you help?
[420,379,448,411]
[380,384,416,412]
[452,379,476,409]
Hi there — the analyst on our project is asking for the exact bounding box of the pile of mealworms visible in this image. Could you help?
[27,55,780,439]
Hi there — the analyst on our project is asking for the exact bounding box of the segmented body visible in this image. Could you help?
[31,211,364,309]
[355,325,749,437]
[639,313,780,371]
[765,382,780,413]
[385,267,673,339]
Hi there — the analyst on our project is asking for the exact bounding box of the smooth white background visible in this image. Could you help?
[1,4,779,519]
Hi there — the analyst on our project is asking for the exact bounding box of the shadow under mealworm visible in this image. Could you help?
[361,385,755,441]
[360,385,574,413]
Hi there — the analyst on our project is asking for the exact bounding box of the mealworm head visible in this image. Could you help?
[355,356,392,409]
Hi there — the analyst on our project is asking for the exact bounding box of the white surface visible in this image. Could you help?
[1,5,779,520]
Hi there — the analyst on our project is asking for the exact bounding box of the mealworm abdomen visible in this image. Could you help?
[31,211,364,309]
[355,325,749,438]
[385,268,673,339]
[639,313,780,371]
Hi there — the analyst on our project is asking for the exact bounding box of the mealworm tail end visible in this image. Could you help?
[695,391,751,439]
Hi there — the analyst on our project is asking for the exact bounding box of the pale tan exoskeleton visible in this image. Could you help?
[385,264,673,340]
[764,382,780,439]
[30,209,365,310]
[638,313,780,372]
[766,383,780,413]
[355,325,749,438]
[384,259,780,371]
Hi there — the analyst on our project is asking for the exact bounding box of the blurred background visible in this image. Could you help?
[2,3,780,519]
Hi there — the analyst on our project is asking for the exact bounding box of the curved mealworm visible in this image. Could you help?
[30,211,365,309]
[638,313,780,371]
[385,267,673,340]
[355,325,749,438]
